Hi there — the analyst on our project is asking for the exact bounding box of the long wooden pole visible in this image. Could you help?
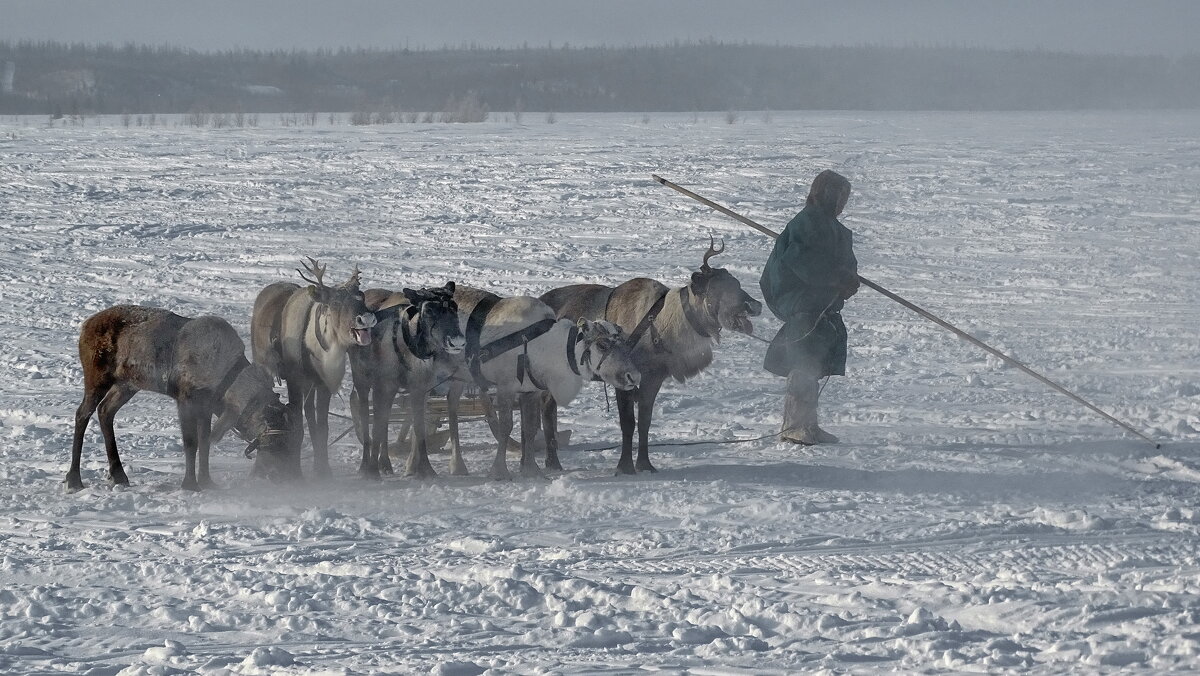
[651,174,1160,449]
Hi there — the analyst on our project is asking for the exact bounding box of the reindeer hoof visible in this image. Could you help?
[615,462,636,476]
[636,460,658,473]
[379,463,395,476]
[406,465,438,480]
[489,466,513,481]
[544,456,564,472]
[357,467,381,481]
[180,479,201,492]
[449,461,469,477]
[520,465,544,479]
[108,470,130,487]
[64,475,85,492]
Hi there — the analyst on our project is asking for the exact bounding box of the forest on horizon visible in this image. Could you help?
[2,40,1197,118]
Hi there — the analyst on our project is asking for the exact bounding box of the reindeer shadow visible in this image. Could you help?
[577,435,1200,500]
[654,461,1136,500]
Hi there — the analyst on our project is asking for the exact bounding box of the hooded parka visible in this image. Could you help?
[760,173,859,378]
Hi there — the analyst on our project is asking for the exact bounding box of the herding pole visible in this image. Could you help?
[650,174,1161,449]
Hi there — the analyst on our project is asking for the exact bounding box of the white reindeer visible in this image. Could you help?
[450,286,640,479]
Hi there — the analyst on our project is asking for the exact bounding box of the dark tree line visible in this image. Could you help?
[1,40,1196,116]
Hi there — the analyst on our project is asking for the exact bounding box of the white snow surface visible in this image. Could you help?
[1,111,1199,674]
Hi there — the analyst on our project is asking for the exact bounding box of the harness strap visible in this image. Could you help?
[517,348,548,390]
[212,356,250,403]
[679,286,714,338]
[625,290,668,350]
[466,296,502,387]
[565,324,581,376]
[313,304,332,352]
[399,304,436,360]
[478,318,557,363]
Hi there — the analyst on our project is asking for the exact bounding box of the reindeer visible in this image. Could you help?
[66,306,301,492]
[448,286,640,479]
[251,258,377,478]
[540,238,763,474]
[348,282,464,480]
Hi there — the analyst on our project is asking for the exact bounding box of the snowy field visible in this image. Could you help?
[1,111,1199,674]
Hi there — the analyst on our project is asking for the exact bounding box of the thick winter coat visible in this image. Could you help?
[760,199,858,378]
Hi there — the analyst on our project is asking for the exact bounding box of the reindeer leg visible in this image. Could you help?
[300,382,318,457]
[177,398,202,492]
[614,387,637,475]
[635,377,665,473]
[519,392,543,478]
[405,389,437,479]
[311,386,333,479]
[447,382,468,476]
[541,392,563,472]
[286,380,309,478]
[373,384,399,477]
[197,401,218,489]
[67,383,109,491]
[487,394,514,480]
[351,379,374,478]
[97,384,137,487]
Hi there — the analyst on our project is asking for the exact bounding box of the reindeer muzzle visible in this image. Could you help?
[353,313,378,346]
[728,295,763,336]
[445,335,466,354]
[621,370,641,391]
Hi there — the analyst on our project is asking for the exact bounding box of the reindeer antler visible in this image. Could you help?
[297,256,327,287]
[700,236,725,272]
[341,264,362,291]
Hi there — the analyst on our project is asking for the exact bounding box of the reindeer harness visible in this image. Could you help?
[210,355,278,458]
[620,285,715,354]
[464,296,582,390]
[372,304,439,362]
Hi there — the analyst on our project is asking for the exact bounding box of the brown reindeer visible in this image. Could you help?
[251,258,377,478]
[348,282,464,479]
[540,239,763,474]
[67,305,301,492]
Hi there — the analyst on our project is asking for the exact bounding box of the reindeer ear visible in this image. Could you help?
[444,281,455,294]
[691,271,710,293]
[576,317,591,333]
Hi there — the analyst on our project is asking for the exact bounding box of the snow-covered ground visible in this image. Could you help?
[1,111,1199,674]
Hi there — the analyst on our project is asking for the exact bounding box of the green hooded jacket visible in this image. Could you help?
[760,203,858,320]
[759,201,858,378]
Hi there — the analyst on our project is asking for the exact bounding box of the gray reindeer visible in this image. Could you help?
[348,282,465,479]
[67,305,301,492]
[540,239,763,474]
[251,258,377,478]
[448,286,640,479]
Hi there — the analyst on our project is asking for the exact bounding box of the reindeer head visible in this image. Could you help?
[401,281,465,355]
[212,364,303,481]
[251,398,304,481]
[577,318,640,390]
[688,237,763,336]
[299,257,377,349]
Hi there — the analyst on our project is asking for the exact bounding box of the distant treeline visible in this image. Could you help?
[1,40,1197,116]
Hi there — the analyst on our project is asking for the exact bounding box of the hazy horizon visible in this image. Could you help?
[1,0,1197,58]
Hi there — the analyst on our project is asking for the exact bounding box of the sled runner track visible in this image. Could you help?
[576,536,1200,580]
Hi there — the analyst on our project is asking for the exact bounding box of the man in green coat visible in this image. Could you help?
[760,170,860,444]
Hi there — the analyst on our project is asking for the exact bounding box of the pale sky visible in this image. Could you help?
[1,0,1197,56]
